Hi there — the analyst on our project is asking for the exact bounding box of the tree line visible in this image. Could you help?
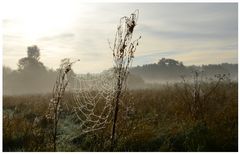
[3,47,238,95]
[130,58,237,83]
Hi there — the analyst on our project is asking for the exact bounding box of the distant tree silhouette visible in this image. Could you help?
[18,45,45,71]
[2,45,57,95]
[158,58,183,67]
[27,45,40,60]
[130,58,237,82]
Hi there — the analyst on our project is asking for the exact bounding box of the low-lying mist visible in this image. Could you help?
[3,47,238,95]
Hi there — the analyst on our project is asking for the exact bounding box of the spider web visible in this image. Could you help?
[70,70,116,134]
[69,10,140,136]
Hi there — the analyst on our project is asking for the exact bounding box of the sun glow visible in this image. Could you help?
[2,0,87,44]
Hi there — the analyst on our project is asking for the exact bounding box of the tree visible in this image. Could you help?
[18,45,45,71]
[27,45,40,60]
[158,58,183,66]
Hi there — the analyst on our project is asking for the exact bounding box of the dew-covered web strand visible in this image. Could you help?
[70,71,116,134]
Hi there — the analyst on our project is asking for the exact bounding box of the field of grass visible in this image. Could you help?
[3,81,238,152]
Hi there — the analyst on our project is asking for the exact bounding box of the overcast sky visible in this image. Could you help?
[2,1,238,73]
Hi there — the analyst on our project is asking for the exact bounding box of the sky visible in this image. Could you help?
[2,1,238,73]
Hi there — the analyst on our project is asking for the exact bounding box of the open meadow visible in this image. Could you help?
[3,2,238,152]
[3,81,238,152]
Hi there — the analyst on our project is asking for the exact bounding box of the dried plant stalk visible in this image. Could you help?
[109,10,141,150]
[46,58,79,151]
[180,71,228,122]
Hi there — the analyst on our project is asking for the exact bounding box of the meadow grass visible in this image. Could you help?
[3,82,238,151]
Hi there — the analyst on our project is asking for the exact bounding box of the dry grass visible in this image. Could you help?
[3,81,238,151]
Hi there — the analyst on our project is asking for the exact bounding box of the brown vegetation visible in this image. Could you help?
[3,81,238,151]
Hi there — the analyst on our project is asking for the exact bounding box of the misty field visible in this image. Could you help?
[3,81,238,152]
[3,3,238,152]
